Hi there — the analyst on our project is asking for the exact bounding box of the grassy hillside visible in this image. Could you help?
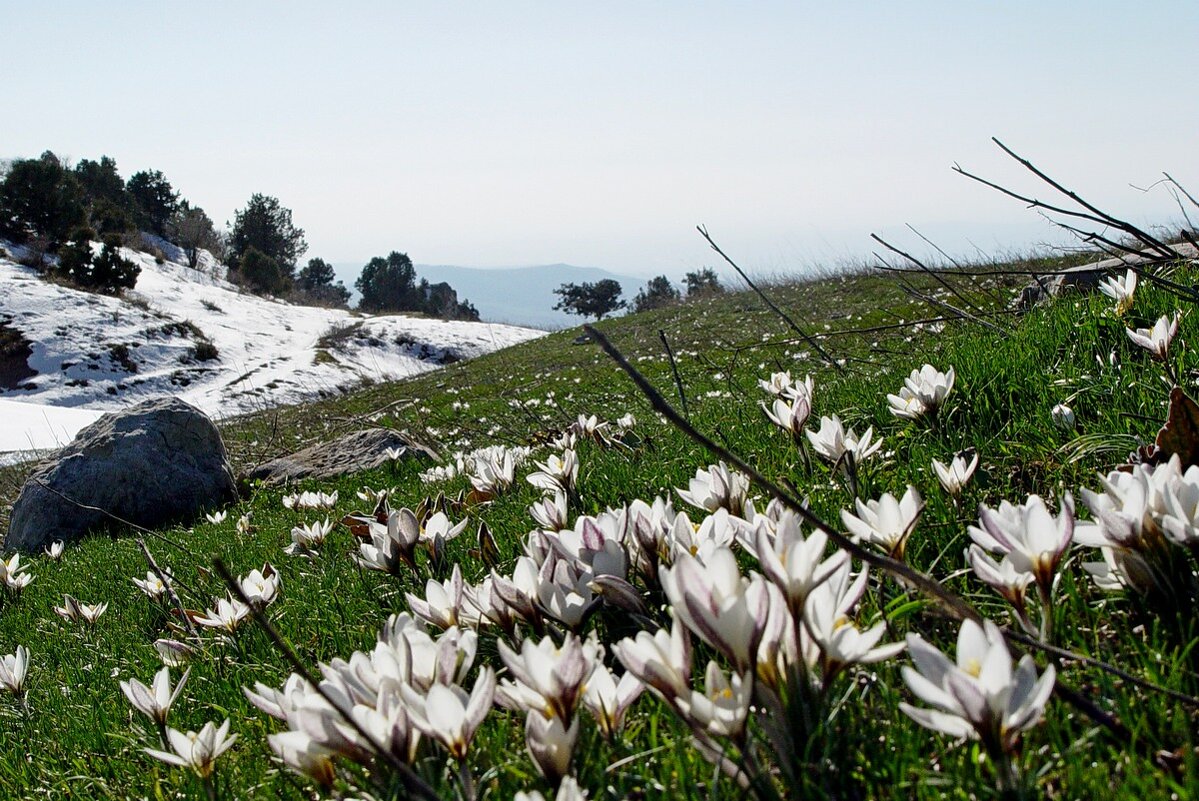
[1,250,1196,800]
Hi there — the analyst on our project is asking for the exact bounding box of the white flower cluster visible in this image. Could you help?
[282,490,339,510]
[1074,454,1199,594]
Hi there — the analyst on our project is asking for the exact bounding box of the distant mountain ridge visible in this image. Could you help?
[334,262,647,330]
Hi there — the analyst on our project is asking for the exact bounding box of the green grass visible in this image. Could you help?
[0,252,1196,800]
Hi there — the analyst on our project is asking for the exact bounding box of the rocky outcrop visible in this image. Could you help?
[1014,242,1199,309]
[245,428,438,485]
[5,397,237,551]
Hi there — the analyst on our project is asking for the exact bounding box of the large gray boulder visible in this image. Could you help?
[5,397,237,551]
[246,428,437,485]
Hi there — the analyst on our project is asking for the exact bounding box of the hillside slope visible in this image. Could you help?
[0,242,544,458]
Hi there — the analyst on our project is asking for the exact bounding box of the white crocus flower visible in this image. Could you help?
[497,632,595,723]
[406,564,466,630]
[530,492,571,532]
[548,512,628,580]
[0,554,32,593]
[0,645,29,697]
[204,510,228,524]
[191,597,251,634]
[286,518,332,555]
[527,449,580,495]
[932,452,979,497]
[842,486,923,560]
[1076,459,1176,551]
[154,639,198,667]
[4,569,33,594]
[888,364,955,421]
[763,393,812,438]
[676,462,750,516]
[574,413,610,443]
[804,562,904,682]
[535,558,596,630]
[490,556,544,627]
[807,414,882,467]
[244,673,312,724]
[969,494,1073,597]
[581,661,643,738]
[613,617,692,702]
[525,709,579,783]
[1160,461,1199,546]
[678,661,751,737]
[1126,312,1180,360]
[268,730,336,787]
[966,546,1035,631]
[44,541,64,560]
[419,511,469,555]
[1051,403,1075,430]
[145,719,238,778]
[754,511,848,614]
[400,666,495,760]
[660,547,769,672]
[1098,269,1136,315]
[353,507,419,574]
[911,364,955,408]
[133,570,171,600]
[900,618,1055,755]
[54,594,108,625]
[121,666,190,726]
[1075,458,1182,594]
[470,448,516,497]
[1080,545,1146,592]
[759,370,795,395]
[238,564,280,608]
[667,509,738,565]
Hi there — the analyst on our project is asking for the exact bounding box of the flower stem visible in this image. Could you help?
[456,758,476,801]
[1036,582,1053,644]
[155,720,169,749]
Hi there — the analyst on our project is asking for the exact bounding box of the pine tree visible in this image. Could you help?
[228,194,307,283]
[355,252,419,312]
[126,170,179,235]
[633,275,681,312]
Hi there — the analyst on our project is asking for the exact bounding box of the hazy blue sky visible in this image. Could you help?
[4,2,1198,277]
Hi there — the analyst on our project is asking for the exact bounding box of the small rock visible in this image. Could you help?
[245,428,438,485]
[5,397,238,551]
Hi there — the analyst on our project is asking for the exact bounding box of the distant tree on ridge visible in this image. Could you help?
[126,170,179,236]
[553,279,625,320]
[297,257,351,308]
[684,267,723,297]
[633,275,681,312]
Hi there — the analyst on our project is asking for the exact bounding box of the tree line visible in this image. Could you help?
[552,268,723,320]
[0,151,477,319]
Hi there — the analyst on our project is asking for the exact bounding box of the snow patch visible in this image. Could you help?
[0,242,545,461]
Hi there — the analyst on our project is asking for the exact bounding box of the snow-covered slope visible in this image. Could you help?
[0,241,545,458]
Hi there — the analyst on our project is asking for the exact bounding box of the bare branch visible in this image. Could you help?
[696,225,843,372]
[870,233,993,318]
